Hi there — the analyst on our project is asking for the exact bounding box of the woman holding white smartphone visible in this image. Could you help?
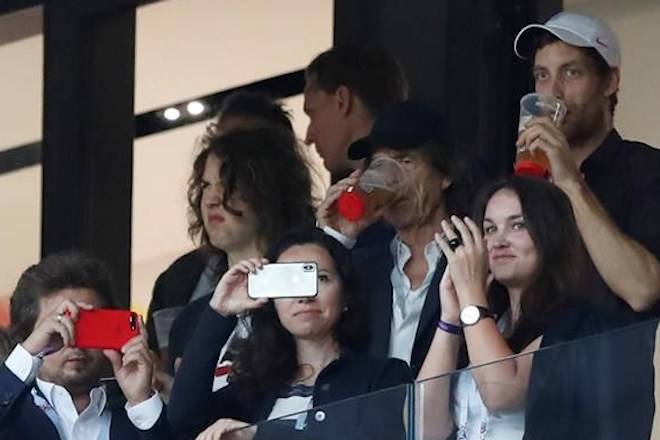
[168,228,411,440]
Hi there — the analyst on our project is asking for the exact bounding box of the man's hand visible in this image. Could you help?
[317,169,380,239]
[104,318,154,406]
[195,418,255,440]
[23,299,92,357]
[516,117,582,189]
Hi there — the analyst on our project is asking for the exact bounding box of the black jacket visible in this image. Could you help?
[352,242,446,376]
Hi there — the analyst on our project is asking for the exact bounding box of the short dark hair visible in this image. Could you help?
[229,227,368,400]
[187,127,315,249]
[534,32,618,115]
[9,251,116,342]
[305,45,409,116]
[217,90,293,133]
[473,176,588,351]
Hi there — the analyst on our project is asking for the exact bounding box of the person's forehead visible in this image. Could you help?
[533,40,589,67]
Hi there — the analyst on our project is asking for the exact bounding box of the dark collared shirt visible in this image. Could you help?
[581,129,660,259]
[579,129,660,313]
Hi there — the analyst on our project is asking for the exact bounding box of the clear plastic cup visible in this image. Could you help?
[515,93,567,178]
[152,306,184,352]
[337,156,407,222]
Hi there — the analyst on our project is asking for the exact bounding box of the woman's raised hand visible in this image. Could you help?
[209,258,269,317]
[436,215,490,306]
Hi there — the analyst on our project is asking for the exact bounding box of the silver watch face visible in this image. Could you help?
[460,305,480,325]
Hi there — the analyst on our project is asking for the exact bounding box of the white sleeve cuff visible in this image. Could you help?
[4,344,42,384]
[125,391,164,430]
[322,225,357,249]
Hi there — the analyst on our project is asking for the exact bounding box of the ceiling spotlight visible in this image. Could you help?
[187,101,205,116]
[163,107,181,121]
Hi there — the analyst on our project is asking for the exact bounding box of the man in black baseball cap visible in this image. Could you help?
[346,100,448,161]
[318,101,474,376]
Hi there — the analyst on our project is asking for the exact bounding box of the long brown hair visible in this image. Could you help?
[473,176,588,351]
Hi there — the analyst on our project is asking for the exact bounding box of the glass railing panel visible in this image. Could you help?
[226,381,412,440]
[414,317,660,440]
[187,317,660,440]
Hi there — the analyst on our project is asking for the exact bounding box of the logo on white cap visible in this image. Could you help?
[514,12,621,67]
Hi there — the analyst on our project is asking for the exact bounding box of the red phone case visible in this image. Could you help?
[74,309,140,350]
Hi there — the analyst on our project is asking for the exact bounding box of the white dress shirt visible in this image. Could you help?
[4,344,163,440]
[388,237,442,363]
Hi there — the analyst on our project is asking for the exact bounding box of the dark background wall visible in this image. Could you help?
[334,0,561,176]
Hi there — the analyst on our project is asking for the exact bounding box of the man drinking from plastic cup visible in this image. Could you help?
[514,12,660,314]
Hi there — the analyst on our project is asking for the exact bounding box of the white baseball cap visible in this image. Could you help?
[514,12,621,67]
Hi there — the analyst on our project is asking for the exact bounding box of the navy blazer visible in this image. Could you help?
[0,364,170,440]
[352,242,446,376]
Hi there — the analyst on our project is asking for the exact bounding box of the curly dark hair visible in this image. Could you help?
[229,227,369,400]
[473,176,588,352]
[9,251,116,342]
[187,127,316,249]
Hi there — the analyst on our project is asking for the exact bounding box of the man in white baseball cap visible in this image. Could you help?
[513,11,660,315]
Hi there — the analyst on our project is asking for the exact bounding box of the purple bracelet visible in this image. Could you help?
[437,319,463,336]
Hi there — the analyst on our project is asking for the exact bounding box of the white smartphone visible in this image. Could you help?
[247,262,318,299]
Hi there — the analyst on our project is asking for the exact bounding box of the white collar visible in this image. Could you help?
[389,235,441,270]
[35,378,108,417]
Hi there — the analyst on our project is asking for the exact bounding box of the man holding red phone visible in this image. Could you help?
[0,252,170,440]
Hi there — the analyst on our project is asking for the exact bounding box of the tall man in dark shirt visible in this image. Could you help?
[514,12,660,313]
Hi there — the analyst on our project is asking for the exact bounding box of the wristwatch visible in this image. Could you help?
[459,305,495,326]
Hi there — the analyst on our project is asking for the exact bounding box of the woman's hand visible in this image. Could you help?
[209,258,269,317]
[195,418,255,440]
[437,216,490,307]
[434,235,461,325]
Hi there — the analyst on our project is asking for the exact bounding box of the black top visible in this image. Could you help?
[579,130,660,314]
[581,129,660,260]
[524,302,656,440]
[168,305,412,440]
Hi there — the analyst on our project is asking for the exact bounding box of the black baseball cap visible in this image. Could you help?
[348,101,447,160]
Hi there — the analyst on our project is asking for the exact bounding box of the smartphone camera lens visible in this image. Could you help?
[129,313,137,331]
[303,264,314,272]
